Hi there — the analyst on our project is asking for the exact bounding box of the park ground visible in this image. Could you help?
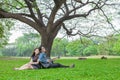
[0,56,120,80]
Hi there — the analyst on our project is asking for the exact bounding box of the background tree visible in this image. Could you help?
[83,45,98,56]
[51,38,68,56]
[0,0,118,57]
[15,33,40,56]
[106,34,120,55]
[66,39,83,56]
[0,33,40,56]
[0,19,13,47]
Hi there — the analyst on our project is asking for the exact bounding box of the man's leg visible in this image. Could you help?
[50,63,69,68]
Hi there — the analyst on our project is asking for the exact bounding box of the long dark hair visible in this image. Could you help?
[31,48,39,57]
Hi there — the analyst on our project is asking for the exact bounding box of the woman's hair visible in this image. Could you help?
[31,45,44,57]
[31,48,39,57]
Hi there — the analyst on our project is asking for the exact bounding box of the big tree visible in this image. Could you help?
[0,0,113,57]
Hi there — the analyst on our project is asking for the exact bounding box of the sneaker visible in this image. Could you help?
[69,64,75,68]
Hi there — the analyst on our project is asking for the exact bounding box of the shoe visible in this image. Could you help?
[69,64,75,68]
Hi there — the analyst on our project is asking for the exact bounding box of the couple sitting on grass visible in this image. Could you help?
[14,46,75,70]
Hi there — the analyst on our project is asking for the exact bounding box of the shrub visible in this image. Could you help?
[83,46,98,56]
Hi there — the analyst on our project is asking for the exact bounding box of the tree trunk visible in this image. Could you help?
[40,33,55,57]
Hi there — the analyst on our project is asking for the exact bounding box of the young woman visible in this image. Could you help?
[14,48,41,70]
[38,46,75,68]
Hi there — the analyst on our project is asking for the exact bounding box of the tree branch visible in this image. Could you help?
[62,21,100,38]
[62,23,73,35]
[100,8,120,34]
[47,0,66,33]
[24,0,43,27]
[0,10,42,33]
[24,0,35,17]
[64,2,69,15]
[54,0,107,29]
[33,0,45,27]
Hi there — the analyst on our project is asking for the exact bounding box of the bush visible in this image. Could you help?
[0,53,3,56]
[83,46,98,56]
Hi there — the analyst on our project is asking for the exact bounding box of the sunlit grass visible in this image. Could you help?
[0,57,120,80]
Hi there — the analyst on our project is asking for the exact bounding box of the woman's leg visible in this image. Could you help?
[14,63,34,70]
[15,63,29,70]
[18,64,34,70]
[19,63,30,68]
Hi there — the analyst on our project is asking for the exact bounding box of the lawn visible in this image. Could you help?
[0,57,120,80]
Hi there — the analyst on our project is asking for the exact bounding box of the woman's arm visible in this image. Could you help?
[29,59,39,64]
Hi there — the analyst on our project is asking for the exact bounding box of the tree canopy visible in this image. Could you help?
[0,0,120,57]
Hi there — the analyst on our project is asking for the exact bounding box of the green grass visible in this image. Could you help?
[0,57,120,80]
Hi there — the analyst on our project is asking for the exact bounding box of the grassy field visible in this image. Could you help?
[0,57,120,80]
